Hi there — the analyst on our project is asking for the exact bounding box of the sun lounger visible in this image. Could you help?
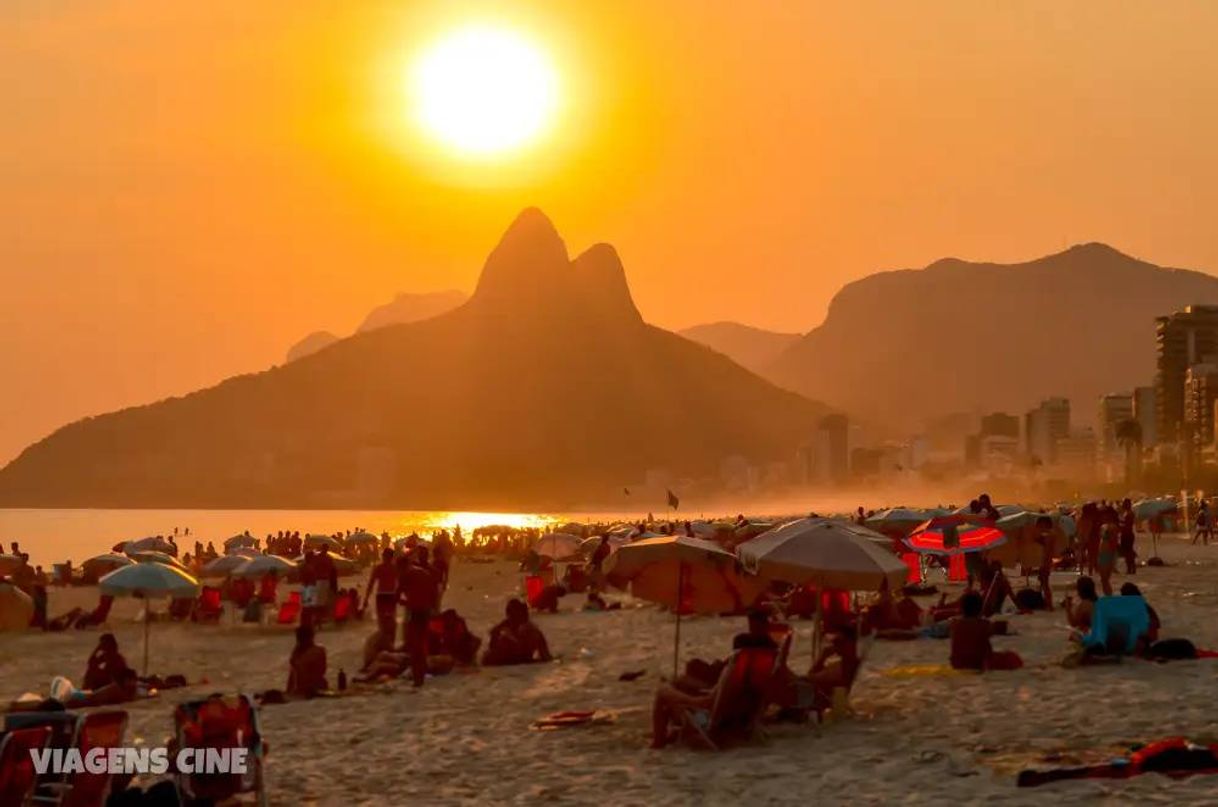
[174,693,267,807]
[679,646,778,750]
[193,586,224,623]
[0,726,53,805]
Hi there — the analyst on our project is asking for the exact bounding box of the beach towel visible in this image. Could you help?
[1081,596,1149,656]
[1018,738,1218,787]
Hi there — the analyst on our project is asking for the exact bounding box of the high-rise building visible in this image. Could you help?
[1184,362,1218,454]
[1155,305,1218,444]
[815,414,849,483]
[1098,393,1135,460]
[1025,397,1071,463]
[979,412,1019,440]
[1133,386,1157,447]
[1057,428,1098,477]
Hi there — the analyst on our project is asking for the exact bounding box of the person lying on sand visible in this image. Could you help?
[286,625,328,698]
[1063,576,1098,632]
[83,633,131,690]
[482,599,552,666]
[949,591,1022,672]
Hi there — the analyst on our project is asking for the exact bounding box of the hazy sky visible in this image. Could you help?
[3,1,1218,464]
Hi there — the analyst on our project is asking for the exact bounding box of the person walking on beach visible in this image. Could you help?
[1118,498,1138,574]
[1193,500,1211,545]
[399,546,439,687]
[363,548,399,637]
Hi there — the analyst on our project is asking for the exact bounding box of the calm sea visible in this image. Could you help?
[0,509,589,566]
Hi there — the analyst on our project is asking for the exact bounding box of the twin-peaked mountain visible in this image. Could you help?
[0,209,826,508]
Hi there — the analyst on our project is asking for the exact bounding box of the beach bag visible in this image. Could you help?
[1148,638,1197,661]
[1014,589,1045,611]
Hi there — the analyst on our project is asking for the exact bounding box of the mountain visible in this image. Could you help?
[769,243,1218,429]
[285,290,467,363]
[0,209,826,509]
[680,322,801,375]
[355,290,468,333]
[285,331,340,363]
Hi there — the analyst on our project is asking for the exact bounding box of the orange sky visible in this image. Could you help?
[3,1,1218,464]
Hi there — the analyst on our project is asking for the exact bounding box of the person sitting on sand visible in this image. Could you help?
[83,633,131,690]
[949,591,1022,671]
[482,599,552,666]
[1120,582,1161,647]
[286,625,328,698]
[431,609,482,667]
[1064,576,1099,631]
[864,579,923,632]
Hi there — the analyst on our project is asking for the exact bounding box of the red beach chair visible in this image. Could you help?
[901,553,922,583]
[49,710,129,807]
[174,694,267,807]
[275,591,301,625]
[524,575,546,608]
[679,647,778,750]
[0,726,52,805]
[948,554,968,582]
[193,586,224,623]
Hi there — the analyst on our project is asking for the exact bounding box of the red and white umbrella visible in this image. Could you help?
[904,515,1006,556]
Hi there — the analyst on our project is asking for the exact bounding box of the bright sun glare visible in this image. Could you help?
[411,25,559,158]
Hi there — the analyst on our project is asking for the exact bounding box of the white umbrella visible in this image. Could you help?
[578,535,628,558]
[225,547,260,558]
[232,554,297,579]
[99,562,201,674]
[124,536,175,554]
[223,534,259,550]
[292,554,358,576]
[199,555,248,579]
[737,518,907,592]
[128,550,187,569]
[534,532,583,560]
[303,534,343,550]
[82,554,134,577]
[346,531,379,546]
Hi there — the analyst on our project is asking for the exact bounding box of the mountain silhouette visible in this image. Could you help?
[285,290,467,363]
[680,322,800,375]
[0,209,825,508]
[769,243,1218,429]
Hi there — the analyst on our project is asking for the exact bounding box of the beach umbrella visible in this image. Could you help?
[557,522,586,536]
[1133,499,1177,520]
[392,536,431,551]
[303,534,343,551]
[0,582,33,631]
[345,531,379,546]
[123,536,175,554]
[0,554,25,576]
[199,555,248,579]
[81,553,134,577]
[232,554,297,580]
[99,562,201,674]
[604,535,765,675]
[578,534,628,558]
[904,515,1007,556]
[225,547,260,559]
[738,518,907,592]
[864,508,931,537]
[223,534,259,550]
[533,532,583,560]
[128,550,187,569]
[291,554,358,576]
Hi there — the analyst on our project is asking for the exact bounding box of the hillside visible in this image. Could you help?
[285,290,467,363]
[769,243,1218,428]
[0,210,826,508]
[679,322,800,375]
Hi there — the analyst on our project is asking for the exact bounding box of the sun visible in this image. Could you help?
[410,25,559,158]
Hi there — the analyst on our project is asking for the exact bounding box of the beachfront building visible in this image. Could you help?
[1025,397,1071,465]
[980,412,1019,440]
[1184,362,1218,467]
[1056,428,1098,480]
[1133,386,1157,448]
[1155,304,1218,446]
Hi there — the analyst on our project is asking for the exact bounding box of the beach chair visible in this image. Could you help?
[947,554,968,582]
[1082,595,1150,657]
[0,726,53,805]
[679,647,778,750]
[524,575,546,608]
[193,586,224,623]
[333,594,353,623]
[28,710,129,807]
[900,553,922,584]
[275,591,301,625]
[174,694,267,807]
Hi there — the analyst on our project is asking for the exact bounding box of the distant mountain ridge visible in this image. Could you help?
[0,209,827,508]
[679,322,801,375]
[769,242,1218,428]
[285,290,468,363]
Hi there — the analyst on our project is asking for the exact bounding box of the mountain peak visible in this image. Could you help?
[573,243,642,323]
[470,208,570,312]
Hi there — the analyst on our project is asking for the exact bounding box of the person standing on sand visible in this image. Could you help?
[363,548,399,636]
[1118,499,1138,574]
[399,546,439,687]
[1192,500,1211,545]
[299,549,319,628]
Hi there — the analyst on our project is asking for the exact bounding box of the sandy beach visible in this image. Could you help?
[0,534,1215,805]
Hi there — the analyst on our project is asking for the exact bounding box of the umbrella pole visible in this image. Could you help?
[672,563,684,679]
[811,580,823,668]
[143,600,150,676]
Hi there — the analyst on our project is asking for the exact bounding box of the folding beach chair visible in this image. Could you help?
[275,591,301,625]
[0,726,52,805]
[5,711,79,803]
[680,646,778,750]
[174,694,267,807]
[27,710,129,807]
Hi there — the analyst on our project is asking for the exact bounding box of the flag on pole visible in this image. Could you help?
[667,489,680,510]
